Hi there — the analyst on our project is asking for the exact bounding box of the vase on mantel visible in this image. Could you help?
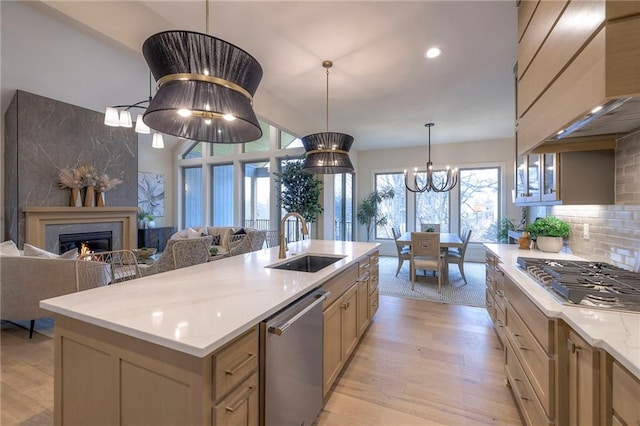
[69,188,82,207]
[96,191,106,207]
[83,186,95,207]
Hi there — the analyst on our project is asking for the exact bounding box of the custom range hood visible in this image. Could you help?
[550,97,640,142]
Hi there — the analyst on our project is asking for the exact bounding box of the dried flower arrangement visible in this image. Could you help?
[96,174,123,193]
[58,168,84,189]
[76,164,99,188]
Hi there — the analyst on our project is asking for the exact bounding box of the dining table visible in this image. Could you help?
[396,231,464,284]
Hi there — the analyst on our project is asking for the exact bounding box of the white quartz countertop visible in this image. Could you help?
[485,244,640,379]
[41,240,379,357]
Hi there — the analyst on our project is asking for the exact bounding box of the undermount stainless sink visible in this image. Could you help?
[267,255,345,273]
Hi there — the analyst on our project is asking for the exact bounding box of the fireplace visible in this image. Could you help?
[59,231,113,254]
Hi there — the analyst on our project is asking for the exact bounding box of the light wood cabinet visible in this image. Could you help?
[485,251,505,346]
[516,0,640,153]
[567,328,600,426]
[322,249,379,398]
[515,150,614,206]
[611,360,640,426]
[323,283,358,397]
[54,316,258,425]
[504,274,556,424]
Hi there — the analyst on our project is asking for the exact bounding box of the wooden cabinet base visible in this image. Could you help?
[53,315,258,425]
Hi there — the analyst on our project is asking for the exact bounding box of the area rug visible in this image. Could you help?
[378,256,486,307]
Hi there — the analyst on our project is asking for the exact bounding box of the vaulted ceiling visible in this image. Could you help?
[33,1,518,151]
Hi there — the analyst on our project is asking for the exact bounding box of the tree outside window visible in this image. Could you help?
[374,173,406,240]
[459,167,499,243]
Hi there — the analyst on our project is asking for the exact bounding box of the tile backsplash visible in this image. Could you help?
[545,132,640,271]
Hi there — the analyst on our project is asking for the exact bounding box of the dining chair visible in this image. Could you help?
[76,249,140,291]
[420,223,441,233]
[391,226,411,277]
[410,232,445,292]
[172,238,211,269]
[446,229,472,284]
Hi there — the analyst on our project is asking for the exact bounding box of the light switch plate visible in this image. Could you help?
[583,223,590,240]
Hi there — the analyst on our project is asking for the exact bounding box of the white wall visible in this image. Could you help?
[354,137,518,259]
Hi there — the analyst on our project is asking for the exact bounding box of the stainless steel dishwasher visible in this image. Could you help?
[260,288,330,426]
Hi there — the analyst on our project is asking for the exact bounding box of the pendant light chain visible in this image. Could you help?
[326,66,329,132]
[205,0,209,35]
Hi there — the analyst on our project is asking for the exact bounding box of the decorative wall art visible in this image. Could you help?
[138,172,165,217]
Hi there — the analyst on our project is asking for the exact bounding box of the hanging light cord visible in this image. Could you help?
[205,0,209,35]
[323,60,333,132]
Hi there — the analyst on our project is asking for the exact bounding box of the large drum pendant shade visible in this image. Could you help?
[142,31,263,143]
[301,132,354,174]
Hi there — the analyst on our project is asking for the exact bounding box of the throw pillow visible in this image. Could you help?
[0,240,21,256]
[198,226,209,236]
[211,234,221,245]
[233,228,247,235]
[186,227,200,239]
[23,243,78,259]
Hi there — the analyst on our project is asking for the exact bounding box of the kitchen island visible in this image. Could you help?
[484,244,640,425]
[40,239,380,425]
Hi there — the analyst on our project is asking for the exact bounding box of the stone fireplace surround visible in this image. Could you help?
[24,207,138,254]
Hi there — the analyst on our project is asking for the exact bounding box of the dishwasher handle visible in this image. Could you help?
[268,291,331,336]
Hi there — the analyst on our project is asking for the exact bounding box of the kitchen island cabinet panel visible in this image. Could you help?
[566,328,600,426]
[612,361,640,426]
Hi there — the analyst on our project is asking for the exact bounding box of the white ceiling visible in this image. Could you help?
[35,0,517,151]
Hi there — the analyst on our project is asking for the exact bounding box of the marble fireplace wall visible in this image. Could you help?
[4,90,138,247]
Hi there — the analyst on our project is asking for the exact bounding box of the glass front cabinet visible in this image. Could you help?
[515,153,558,205]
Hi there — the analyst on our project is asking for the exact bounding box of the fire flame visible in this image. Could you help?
[80,242,93,258]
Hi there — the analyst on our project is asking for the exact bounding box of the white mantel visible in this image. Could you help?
[23,206,138,251]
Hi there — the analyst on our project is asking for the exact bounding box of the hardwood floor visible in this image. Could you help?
[1,296,521,425]
[317,296,522,425]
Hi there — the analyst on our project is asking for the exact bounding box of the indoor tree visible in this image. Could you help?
[274,159,323,238]
[357,188,395,241]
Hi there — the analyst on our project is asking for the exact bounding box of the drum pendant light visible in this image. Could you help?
[142,0,263,144]
[301,61,354,174]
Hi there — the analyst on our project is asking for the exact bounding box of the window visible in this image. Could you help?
[211,164,234,226]
[212,144,234,156]
[243,121,271,153]
[281,130,303,149]
[334,173,354,241]
[459,167,499,243]
[415,171,450,233]
[183,166,202,228]
[183,142,205,159]
[374,173,406,240]
[244,161,270,229]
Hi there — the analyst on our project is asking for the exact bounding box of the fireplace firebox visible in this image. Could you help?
[59,231,113,254]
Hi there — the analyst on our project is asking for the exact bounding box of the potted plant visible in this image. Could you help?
[356,188,395,242]
[526,216,570,252]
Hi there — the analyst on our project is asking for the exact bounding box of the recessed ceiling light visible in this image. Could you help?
[425,47,443,59]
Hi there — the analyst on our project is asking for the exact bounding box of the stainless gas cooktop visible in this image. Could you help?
[517,257,640,312]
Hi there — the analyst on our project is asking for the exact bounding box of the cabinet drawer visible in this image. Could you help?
[505,302,554,416]
[358,255,371,276]
[494,302,506,346]
[212,326,258,401]
[323,263,358,309]
[506,340,553,426]
[505,276,553,352]
[486,289,496,323]
[370,288,379,318]
[213,372,258,426]
[612,361,640,426]
[368,270,379,294]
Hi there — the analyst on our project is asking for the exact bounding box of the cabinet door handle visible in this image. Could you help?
[496,290,504,297]
[225,353,256,376]
[567,339,581,353]
[341,302,351,310]
[225,385,256,412]
[512,378,531,401]
[361,263,370,270]
[513,333,528,351]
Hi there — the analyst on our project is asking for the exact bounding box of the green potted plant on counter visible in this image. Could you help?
[526,216,570,252]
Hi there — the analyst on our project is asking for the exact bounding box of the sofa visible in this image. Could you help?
[0,241,111,337]
[170,226,266,255]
